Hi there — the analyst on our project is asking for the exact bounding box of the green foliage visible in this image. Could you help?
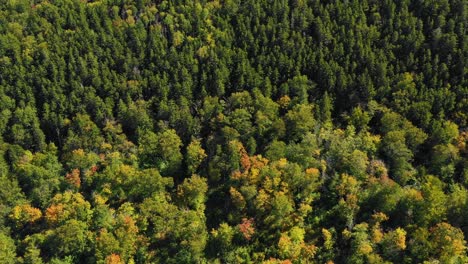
[46,219,91,259]
[63,114,104,153]
[0,174,26,226]
[15,146,62,207]
[139,193,208,263]
[177,174,208,211]
[138,128,183,176]
[0,0,465,263]
[6,106,46,152]
[285,104,316,142]
[380,130,415,184]
[0,232,16,263]
[185,139,207,175]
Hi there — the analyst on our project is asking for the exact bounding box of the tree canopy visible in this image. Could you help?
[0,0,466,263]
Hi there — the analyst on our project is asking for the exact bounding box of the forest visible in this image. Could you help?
[0,0,467,263]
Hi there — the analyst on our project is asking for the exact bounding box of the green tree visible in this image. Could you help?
[185,139,207,175]
[284,104,316,142]
[380,131,414,185]
[6,106,45,151]
[177,174,208,212]
[0,232,16,264]
[15,145,62,207]
[138,128,183,176]
[63,114,104,153]
[46,220,91,260]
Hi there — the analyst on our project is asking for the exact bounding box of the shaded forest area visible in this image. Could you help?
[0,0,467,263]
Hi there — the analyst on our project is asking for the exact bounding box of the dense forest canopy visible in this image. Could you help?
[0,0,467,263]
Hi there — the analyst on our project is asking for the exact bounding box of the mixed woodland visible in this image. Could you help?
[0,0,467,263]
